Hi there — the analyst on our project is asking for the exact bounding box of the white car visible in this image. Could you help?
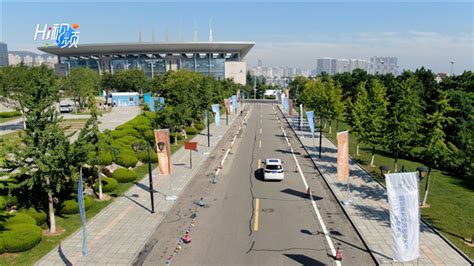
[59,103,73,113]
[263,158,284,181]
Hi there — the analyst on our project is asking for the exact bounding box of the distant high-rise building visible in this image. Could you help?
[349,59,370,72]
[0,42,9,67]
[316,58,332,75]
[258,59,263,68]
[369,56,398,75]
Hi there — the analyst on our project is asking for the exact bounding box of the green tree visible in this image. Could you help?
[325,79,345,134]
[421,89,455,206]
[365,79,388,166]
[346,82,369,156]
[112,69,148,93]
[8,66,75,234]
[384,77,422,171]
[65,67,100,112]
[289,76,308,105]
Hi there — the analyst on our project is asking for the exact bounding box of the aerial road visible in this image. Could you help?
[138,103,375,266]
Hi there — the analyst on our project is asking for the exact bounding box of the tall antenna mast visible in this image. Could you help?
[194,19,197,42]
[166,26,169,42]
[209,17,213,42]
[139,25,143,43]
[180,18,184,42]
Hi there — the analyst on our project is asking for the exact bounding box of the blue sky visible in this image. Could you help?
[1,1,473,73]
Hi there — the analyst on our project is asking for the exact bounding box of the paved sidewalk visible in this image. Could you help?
[36,109,242,265]
[281,110,470,265]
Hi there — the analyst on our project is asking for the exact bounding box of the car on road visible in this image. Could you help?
[59,103,74,113]
[263,158,284,181]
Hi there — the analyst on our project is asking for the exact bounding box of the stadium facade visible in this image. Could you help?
[37,42,255,85]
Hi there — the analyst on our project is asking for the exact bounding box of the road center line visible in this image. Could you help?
[278,115,341,266]
[259,139,262,148]
[257,159,261,169]
[254,198,260,231]
[260,128,262,134]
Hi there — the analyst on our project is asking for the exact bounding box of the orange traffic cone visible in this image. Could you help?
[182,233,191,244]
[335,247,342,261]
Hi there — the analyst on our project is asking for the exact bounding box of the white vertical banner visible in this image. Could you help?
[385,172,420,262]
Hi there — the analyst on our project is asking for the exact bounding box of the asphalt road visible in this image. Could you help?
[139,104,374,266]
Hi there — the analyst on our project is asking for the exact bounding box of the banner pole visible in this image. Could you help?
[207,110,210,147]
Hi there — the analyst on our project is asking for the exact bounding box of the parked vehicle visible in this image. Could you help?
[263,158,284,181]
[59,103,74,113]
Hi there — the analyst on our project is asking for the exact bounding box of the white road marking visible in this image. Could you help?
[279,122,341,266]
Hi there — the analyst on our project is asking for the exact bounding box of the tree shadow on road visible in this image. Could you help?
[281,188,322,201]
[284,254,325,265]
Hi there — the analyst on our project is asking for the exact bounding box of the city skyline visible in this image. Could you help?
[1,1,473,73]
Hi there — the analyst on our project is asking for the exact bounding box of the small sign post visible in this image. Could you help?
[184,141,198,169]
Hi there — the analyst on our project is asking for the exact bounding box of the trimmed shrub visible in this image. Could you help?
[194,123,205,131]
[94,177,118,193]
[137,150,158,163]
[117,128,139,138]
[2,213,36,227]
[18,208,47,226]
[60,197,93,214]
[115,150,138,168]
[112,168,137,183]
[110,130,125,139]
[99,152,113,166]
[144,130,154,142]
[115,136,141,146]
[1,224,42,252]
[186,127,198,135]
[134,125,152,134]
[170,132,183,143]
[0,111,21,118]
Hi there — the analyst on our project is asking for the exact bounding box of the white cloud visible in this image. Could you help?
[247,31,474,73]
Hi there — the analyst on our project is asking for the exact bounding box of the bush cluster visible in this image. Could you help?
[0,224,43,253]
[18,208,47,225]
[185,127,198,135]
[194,123,205,131]
[137,150,158,163]
[60,196,93,214]
[0,111,21,118]
[93,177,118,192]
[1,213,36,227]
[112,168,137,183]
[115,150,138,168]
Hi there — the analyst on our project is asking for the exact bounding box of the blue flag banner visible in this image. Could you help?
[231,95,237,113]
[306,111,315,136]
[212,104,220,127]
[283,98,289,114]
[78,168,87,256]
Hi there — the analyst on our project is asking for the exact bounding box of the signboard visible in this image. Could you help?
[154,129,171,175]
[337,131,349,181]
[386,172,420,262]
[184,141,198,151]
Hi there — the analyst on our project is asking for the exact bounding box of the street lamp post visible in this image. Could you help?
[379,165,391,177]
[131,142,155,213]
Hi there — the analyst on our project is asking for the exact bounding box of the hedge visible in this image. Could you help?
[116,128,139,138]
[112,168,137,183]
[186,127,198,135]
[115,150,138,168]
[194,123,205,131]
[170,132,183,143]
[94,177,118,192]
[60,196,93,214]
[0,111,21,118]
[99,152,113,166]
[18,208,47,226]
[137,150,158,163]
[1,224,42,253]
[110,130,125,139]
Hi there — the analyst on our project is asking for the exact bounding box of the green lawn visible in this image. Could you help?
[0,131,23,167]
[323,120,474,259]
[0,116,21,124]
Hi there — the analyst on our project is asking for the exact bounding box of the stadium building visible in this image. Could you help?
[38,42,255,85]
